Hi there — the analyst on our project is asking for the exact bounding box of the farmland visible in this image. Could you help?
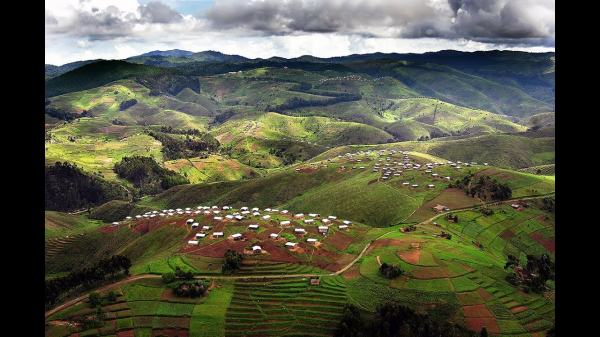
[45,50,555,337]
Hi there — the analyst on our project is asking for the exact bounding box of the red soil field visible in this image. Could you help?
[398,249,421,265]
[99,225,119,233]
[327,231,353,250]
[476,288,494,301]
[116,330,135,337]
[151,329,189,337]
[411,267,450,279]
[296,167,317,173]
[464,317,500,335]
[462,304,493,318]
[342,265,361,280]
[370,238,407,249]
[500,229,515,240]
[510,305,528,314]
[530,232,555,253]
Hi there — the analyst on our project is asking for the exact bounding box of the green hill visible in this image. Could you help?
[313,133,554,170]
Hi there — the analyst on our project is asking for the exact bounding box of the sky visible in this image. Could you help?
[45,0,555,65]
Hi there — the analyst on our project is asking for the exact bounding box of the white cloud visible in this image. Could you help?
[45,0,555,65]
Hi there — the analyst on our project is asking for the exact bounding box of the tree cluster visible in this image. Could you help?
[540,197,555,213]
[172,281,208,298]
[271,93,361,111]
[119,99,138,111]
[504,254,555,293]
[379,263,403,279]
[451,174,512,201]
[45,255,131,307]
[45,162,127,211]
[222,249,244,274]
[147,131,220,160]
[334,302,480,337]
[114,156,189,195]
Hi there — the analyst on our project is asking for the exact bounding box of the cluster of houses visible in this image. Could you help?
[119,205,354,255]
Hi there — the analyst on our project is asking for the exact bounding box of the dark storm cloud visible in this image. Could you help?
[138,1,183,24]
[204,0,554,43]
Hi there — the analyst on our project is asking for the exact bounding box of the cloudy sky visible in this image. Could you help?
[45,0,555,65]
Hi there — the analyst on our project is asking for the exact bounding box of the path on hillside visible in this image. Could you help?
[416,192,555,226]
[47,193,553,319]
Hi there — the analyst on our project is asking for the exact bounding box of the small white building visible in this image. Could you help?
[248,224,260,230]
[328,216,337,220]
[187,240,199,245]
[338,225,349,230]
[281,210,289,214]
[308,213,320,217]
[125,216,132,220]
[235,215,244,221]
[285,242,297,248]
[252,245,262,253]
[304,219,315,224]
[322,219,331,224]
[112,222,119,226]
[411,184,419,187]
[213,232,224,238]
[231,233,243,240]
[318,226,329,233]
[294,213,305,218]
[428,184,435,188]
[201,225,211,231]
[280,220,291,226]
[342,220,351,225]
[195,233,206,239]
[191,223,199,229]
[214,216,223,221]
[307,238,318,244]
[262,215,271,220]
[270,233,279,239]
[226,215,234,219]
[294,228,306,234]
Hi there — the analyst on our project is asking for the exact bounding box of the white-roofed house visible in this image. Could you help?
[294,228,306,234]
[338,225,349,230]
[191,223,199,229]
[188,240,199,245]
[231,233,243,240]
[213,232,224,238]
[307,238,318,244]
[195,233,206,239]
[270,233,279,239]
[280,220,291,226]
[262,215,271,220]
[285,242,297,249]
[318,226,329,234]
[252,245,262,254]
[248,224,260,230]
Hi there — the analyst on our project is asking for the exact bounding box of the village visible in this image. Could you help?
[107,201,369,272]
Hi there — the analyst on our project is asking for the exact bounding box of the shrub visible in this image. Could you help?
[379,263,403,279]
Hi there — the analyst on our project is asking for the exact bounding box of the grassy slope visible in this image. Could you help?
[163,154,261,184]
[312,133,554,170]
[143,153,553,227]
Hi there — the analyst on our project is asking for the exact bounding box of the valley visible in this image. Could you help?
[44,50,555,337]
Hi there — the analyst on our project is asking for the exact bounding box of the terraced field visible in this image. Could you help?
[225,277,347,337]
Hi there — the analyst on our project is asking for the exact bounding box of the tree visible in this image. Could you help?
[334,304,364,337]
[162,272,176,284]
[222,249,244,274]
[106,291,117,302]
[88,292,101,307]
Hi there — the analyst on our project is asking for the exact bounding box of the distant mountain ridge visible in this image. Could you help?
[45,49,554,116]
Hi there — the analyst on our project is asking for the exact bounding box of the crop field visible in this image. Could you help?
[45,278,231,337]
[224,277,348,337]
[163,155,261,184]
[434,203,555,260]
[349,219,555,336]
